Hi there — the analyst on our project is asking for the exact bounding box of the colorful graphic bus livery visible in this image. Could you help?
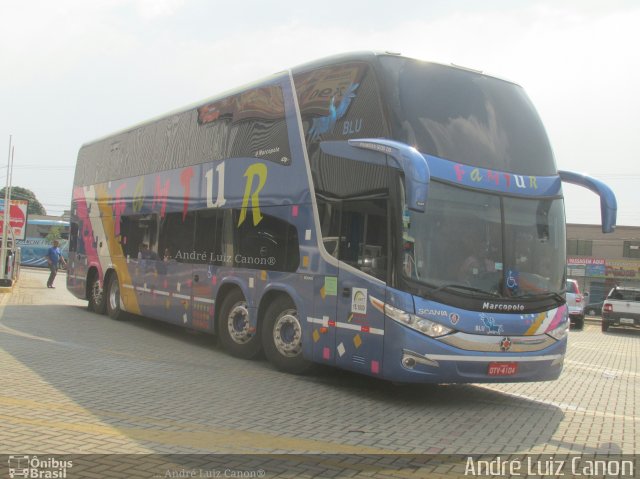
[68,52,617,383]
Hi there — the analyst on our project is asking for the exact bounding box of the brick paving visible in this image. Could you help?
[0,268,638,477]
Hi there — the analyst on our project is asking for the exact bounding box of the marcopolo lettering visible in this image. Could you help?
[482,302,526,312]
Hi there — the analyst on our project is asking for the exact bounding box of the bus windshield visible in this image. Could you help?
[380,56,557,176]
[402,181,566,299]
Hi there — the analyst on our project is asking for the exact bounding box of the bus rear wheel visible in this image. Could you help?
[218,289,262,359]
[88,274,107,314]
[106,273,127,321]
[262,296,312,374]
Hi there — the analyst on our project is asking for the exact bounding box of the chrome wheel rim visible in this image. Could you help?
[273,309,302,357]
[227,302,252,344]
[109,280,120,311]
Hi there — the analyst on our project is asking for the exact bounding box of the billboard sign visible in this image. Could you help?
[0,199,29,241]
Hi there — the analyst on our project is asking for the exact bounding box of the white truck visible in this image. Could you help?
[601,286,640,332]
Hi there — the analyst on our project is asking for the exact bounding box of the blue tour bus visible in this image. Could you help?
[18,218,70,267]
[67,52,616,383]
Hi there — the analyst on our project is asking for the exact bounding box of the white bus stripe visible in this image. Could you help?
[194,297,215,304]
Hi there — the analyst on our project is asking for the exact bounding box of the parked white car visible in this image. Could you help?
[566,279,585,329]
[602,287,640,332]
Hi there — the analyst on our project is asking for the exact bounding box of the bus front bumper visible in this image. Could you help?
[383,322,566,384]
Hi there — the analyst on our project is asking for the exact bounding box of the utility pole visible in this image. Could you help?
[1,135,14,282]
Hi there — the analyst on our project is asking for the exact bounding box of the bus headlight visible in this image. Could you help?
[384,304,453,338]
[546,321,569,341]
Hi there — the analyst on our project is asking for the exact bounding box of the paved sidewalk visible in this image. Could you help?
[0,269,638,477]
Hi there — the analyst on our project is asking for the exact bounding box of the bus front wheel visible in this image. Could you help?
[262,296,312,374]
[218,289,262,359]
[106,273,126,321]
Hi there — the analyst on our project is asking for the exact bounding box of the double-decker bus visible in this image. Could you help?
[67,52,616,383]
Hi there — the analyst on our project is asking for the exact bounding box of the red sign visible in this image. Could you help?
[0,199,29,241]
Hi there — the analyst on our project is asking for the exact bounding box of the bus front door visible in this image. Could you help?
[335,198,388,377]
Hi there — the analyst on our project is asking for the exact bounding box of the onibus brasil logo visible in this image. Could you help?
[8,456,73,478]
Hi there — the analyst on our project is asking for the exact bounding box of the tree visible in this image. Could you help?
[0,186,47,215]
[46,225,63,243]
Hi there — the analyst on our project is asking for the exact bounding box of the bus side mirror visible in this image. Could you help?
[347,139,430,212]
[319,139,430,212]
[559,170,617,233]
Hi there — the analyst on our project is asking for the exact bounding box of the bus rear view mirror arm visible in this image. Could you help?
[558,170,617,233]
[320,139,430,212]
[349,139,430,212]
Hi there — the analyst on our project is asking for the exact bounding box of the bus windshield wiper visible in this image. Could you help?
[431,283,501,298]
[517,292,566,303]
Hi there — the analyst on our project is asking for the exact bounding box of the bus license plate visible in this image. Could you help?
[488,362,518,376]
[621,318,635,324]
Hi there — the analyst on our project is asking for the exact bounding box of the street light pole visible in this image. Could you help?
[1,135,13,281]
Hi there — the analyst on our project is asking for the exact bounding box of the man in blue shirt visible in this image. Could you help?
[45,240,66,288]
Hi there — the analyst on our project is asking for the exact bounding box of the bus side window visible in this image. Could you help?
[120,214,159,259]
[194,209,223,264]
[119,216,136,258]
[340,199,388,282]
[69,222,79,253]
[317,200,342,258]
[158,212,195,262]
[317,197,388,281]
[233,209,299,272]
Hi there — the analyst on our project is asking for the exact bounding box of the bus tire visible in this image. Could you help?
[262,296,312,374]
[88,274,107,315]
[218,289,262,359]
[106,273,127,321]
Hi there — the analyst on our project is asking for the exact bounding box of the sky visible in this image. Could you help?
[1,0,639,227]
